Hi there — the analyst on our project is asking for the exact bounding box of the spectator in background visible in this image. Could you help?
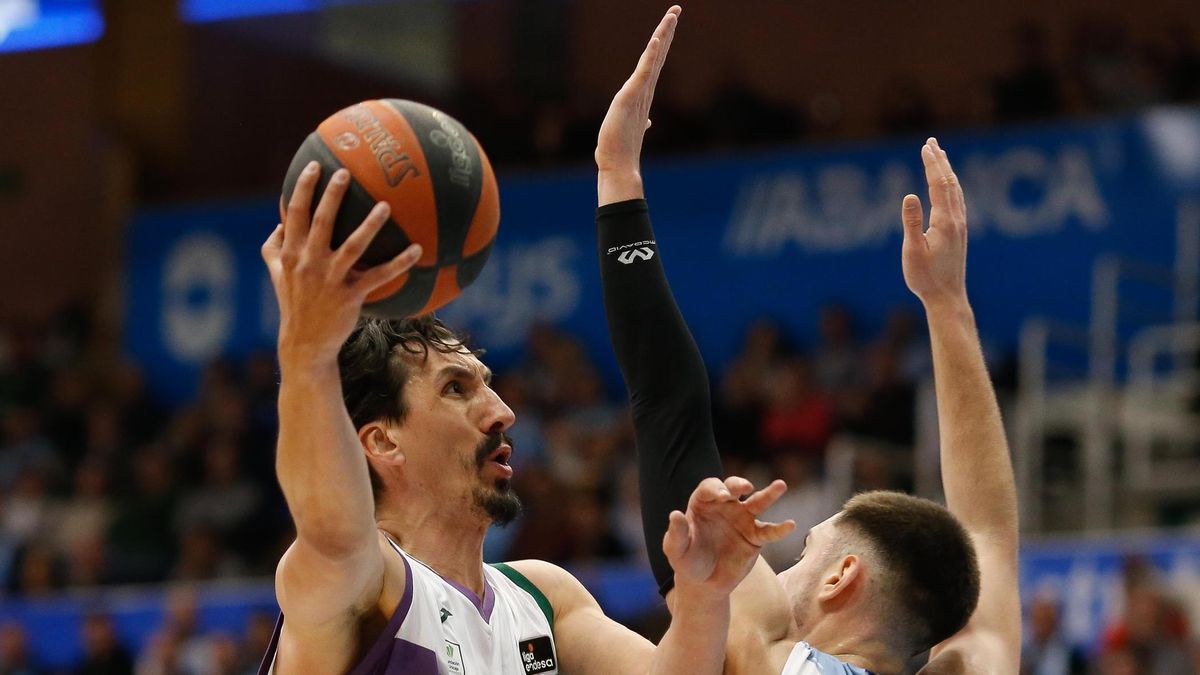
[0,408,57,491]
[994,22,1064,122]
[715,319,792,461]
[106,447,179,583]
[0,622,41,675]
[175,438,261,559]
[842,343,916,448]
[812,303,865,407]
[759,357,834,464]
[52,461,112,551]
[76,614,133,675]
[1099,558,1194,675]
[1020,595,1086,675]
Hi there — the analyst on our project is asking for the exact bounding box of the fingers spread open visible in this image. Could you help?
[723,476,754,499]
[284,161,320,253]
[355,242,422,295]
[753,519,796,545]
[308,168,350,253]
[694,476,730,504]
[741,479,788,516]
[334,201,390,274]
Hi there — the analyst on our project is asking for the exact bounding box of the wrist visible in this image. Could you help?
[278,334,341,376]
[671,579,733,607]
[922,296,974,323]
[597,169,644,206]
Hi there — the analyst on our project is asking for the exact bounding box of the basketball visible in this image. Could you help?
[281,99,499,318]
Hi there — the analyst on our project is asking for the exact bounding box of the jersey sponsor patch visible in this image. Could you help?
[443,640,466,674]
[517,635,557,674]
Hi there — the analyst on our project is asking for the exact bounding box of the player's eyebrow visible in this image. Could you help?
[438,364,492,385]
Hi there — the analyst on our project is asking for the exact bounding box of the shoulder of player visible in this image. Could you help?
[500,559,596,613]
[722,623,795,675]
[923,628,1016,675]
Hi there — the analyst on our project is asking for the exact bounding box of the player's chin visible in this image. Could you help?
[473,483,523,526]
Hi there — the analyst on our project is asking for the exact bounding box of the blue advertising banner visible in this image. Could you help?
[124,109,1200,401]
[1021,531,1200,653]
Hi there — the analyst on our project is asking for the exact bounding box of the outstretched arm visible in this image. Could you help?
[593,7,798,668]
[264,165,421,640]
[902,139,1020,674]
[594,5,724,598]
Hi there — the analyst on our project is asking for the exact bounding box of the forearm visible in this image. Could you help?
[276,359,378,556]
[926,299,1018,543]
[597,196,723,594]
[650,588,729,675]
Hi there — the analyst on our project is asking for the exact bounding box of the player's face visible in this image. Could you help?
[778,513,843,635]
[389,346,521,525]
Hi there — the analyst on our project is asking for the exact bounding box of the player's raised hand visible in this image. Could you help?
[663,477,795,597]
[262,162,422,365]
[901,138,969,310]
[595,5,680,202]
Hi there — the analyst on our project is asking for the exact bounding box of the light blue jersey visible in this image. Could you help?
[782,642,875,675]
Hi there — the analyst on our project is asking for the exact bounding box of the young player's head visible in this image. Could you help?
[339,316,521,526]
[779,491,979,658]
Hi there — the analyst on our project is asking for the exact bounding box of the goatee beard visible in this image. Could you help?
[473,432,522,526]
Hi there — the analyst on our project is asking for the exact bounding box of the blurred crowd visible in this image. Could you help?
[448,16,1200,168]
[1022,557,1200,675]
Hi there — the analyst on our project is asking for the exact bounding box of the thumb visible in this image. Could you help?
[663,510,690,563]
[901,194,925,242]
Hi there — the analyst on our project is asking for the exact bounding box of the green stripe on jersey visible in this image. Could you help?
[490,563,554,630]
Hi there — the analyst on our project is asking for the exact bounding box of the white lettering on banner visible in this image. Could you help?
[725,145,1110,256]
[161,234,235,363]
[440,236,581,349]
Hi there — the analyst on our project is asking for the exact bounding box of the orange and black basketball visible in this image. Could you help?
[282,99,499,318]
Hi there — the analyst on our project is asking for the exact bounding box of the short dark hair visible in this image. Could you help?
[337,315,475,500]
[839,491,980,655]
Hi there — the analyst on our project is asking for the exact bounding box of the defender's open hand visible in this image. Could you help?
[663,477,795,597]
[901,138,969,310]
[595,6,680,203]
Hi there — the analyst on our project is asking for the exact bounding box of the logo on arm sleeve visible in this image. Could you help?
[518,636,557,674]
[606,240,657,265]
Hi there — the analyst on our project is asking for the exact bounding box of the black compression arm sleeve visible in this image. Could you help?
[597,198,724,596]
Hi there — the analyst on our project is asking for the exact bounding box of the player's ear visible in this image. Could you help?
[816,554,862,605]
[360,422,406,467]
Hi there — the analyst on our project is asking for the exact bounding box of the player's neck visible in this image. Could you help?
[377,510,490,597]
[804,620,906,675]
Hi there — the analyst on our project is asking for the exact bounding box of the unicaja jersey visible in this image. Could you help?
[781,642,875,675]
[259,536,559,675]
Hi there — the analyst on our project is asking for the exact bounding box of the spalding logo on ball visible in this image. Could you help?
[282,99,499,319]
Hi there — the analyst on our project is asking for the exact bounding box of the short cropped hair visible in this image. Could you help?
[337,315,475,499]
[839,491,980,655]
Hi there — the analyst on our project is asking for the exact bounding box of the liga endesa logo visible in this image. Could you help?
[518,636,557,674]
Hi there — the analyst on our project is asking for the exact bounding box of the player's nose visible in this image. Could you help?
[479,387,516,433]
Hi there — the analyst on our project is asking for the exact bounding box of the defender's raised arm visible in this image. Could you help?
[902,139,1021,674]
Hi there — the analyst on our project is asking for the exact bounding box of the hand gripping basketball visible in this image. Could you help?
[263,161,422,365]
